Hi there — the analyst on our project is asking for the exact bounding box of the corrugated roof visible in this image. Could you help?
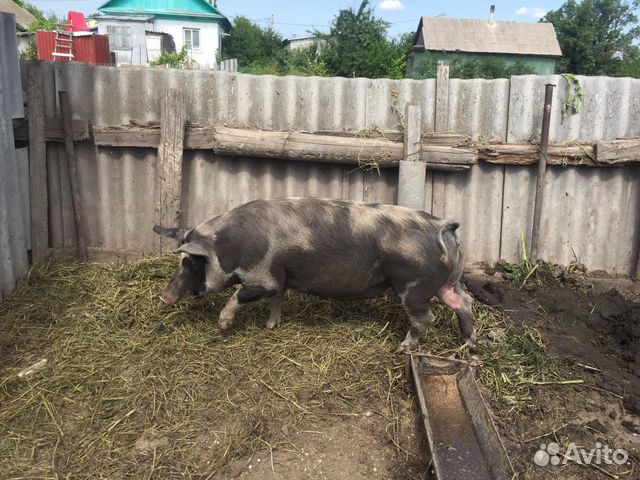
[0,0,36,29]
[414,16,562,57]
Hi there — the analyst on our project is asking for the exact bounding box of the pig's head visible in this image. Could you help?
[153,226,209,306]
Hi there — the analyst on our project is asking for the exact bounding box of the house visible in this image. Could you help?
[0,0,36,55]
[0,0,35,31]
[283,35,328,52]
[406,15,562,77]
[95,0,231,67]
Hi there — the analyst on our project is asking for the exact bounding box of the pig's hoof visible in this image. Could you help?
[218,317,233,330]
[464,330,478,351]
[395,341,415,354]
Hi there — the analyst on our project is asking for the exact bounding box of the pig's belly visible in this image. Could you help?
[284,263,390,300]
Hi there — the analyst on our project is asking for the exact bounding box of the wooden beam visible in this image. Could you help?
[596,138,640,164]
[14,117,89,143]
[477,143,598,166]
[26,68,49,263]
[155,89,186,253]
[59,91,87,260]
[93,124,478,168]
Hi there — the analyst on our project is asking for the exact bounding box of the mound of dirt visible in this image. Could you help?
[466,274,640,417]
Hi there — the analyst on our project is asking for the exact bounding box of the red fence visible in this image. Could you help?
[36,31,114,65]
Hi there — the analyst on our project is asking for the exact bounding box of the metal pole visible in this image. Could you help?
[530,83,555,261]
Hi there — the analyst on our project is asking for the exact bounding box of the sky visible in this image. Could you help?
[30,0,566,38]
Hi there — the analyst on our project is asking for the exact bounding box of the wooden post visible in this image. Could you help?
[27,68,49,263]
[155,89,186,253]
[58,90,87,260]
[435,61,449,133]
[530,84,555,261]
[397,104,425,210]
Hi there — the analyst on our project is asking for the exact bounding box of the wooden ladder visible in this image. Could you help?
[52,22,74,61]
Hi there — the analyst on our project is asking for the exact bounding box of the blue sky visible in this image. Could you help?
[31,0,566,38]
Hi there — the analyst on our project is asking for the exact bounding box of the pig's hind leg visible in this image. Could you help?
[437,282,476,348]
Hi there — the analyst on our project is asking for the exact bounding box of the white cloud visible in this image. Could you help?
[379,0,405,11]
[515,7,547,19]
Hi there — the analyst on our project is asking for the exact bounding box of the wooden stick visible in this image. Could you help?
[27,69,49,263]
[58,91,87,260]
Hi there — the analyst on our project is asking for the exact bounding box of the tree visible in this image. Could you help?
[541,0,640,75]
[12,0,61,60]
[320,0,398,78]
[222,16,286,70]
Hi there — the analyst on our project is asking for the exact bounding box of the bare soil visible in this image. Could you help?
[214,268,640,480]
[466,269,640,480]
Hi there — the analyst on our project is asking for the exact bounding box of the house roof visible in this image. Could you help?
[0,0,37,30]
[98,0,231,31]
[413,16,562,57]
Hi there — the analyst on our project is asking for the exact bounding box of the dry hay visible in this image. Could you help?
[0,257,571,477]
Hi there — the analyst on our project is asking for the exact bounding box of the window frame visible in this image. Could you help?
[183,28,201,52]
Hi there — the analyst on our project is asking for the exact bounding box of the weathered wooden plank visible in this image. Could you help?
[398,104,425,209]
[27,68,49,263]
[435,62,449,132]
[59,91,87,260]
[14,117,89,142]
[155,89,186,253]
[478,143,599,166]
[596,138,640,163]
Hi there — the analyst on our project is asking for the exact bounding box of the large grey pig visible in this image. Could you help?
[154,198,475,352]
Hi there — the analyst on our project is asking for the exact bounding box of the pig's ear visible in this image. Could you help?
[177,242,210,260]
[153,225,192,242]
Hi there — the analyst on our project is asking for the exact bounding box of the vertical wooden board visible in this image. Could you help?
[155,89,186,252]
[435,63,449,132]
[15,148,31,250]
[56,142,78,248]
[27,68,48,262]
[500,166,536,262]
[398,104,425,210]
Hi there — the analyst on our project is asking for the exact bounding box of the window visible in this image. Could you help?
[106,25,131,49]
[184,28,200,51]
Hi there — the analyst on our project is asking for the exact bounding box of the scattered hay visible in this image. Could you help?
[0,257,571,477]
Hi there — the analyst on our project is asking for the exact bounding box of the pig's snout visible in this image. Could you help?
[158,292,177,306]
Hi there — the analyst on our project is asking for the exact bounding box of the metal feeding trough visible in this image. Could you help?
[410,354,515,480]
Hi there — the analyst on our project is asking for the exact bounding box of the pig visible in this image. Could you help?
[153,198,475,352]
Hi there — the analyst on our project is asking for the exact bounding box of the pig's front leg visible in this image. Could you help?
[266,290,285,329]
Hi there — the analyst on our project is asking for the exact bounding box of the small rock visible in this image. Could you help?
[622,420,640,434]
[586,420,608,434]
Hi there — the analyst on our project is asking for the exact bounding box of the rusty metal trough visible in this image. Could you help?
[410,354,515,480]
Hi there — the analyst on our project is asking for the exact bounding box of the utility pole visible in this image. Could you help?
[270,13,275,30]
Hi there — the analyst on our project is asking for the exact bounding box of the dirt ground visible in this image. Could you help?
[465,267,640,480]
[1,259,639,479]
[217,268,640,480]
